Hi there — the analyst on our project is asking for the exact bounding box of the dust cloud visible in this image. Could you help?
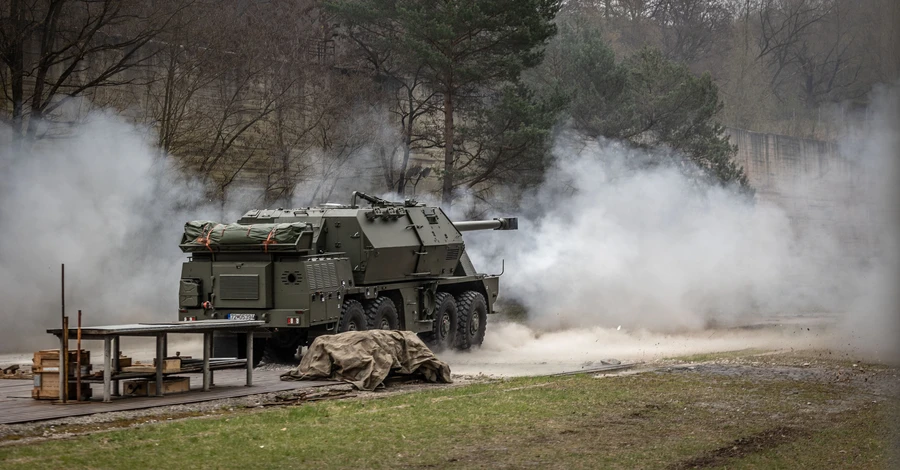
[442,320,831,377]
[465,84,899,366]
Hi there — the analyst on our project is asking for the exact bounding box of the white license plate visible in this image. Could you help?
[226,313,257,320]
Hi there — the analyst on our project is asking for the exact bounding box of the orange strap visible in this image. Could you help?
[263,227,278,253]
[195,224,218,253]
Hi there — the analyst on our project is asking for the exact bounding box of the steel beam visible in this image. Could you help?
[155,334,164,397]
[103,337,112,403]
[203,332,211,391]
[245,332,253,386]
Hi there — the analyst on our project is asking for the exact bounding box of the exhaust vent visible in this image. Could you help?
[219,274,259,300]
[306,262,338,289]
[446,245,461,261]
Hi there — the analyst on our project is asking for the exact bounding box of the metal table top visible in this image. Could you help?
[47,320,266,337]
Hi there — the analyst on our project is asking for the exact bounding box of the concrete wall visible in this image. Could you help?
[728,127,885,260]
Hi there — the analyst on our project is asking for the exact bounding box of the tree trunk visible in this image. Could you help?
[398,87,416,195]
[9,0,25,138]
[441,89,454,206]
[25,0,64,140]
[397,141,411,195]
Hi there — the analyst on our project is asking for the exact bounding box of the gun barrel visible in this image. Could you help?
[454,217,518,232]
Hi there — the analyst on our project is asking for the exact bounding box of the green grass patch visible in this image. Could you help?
[1,365,896,469]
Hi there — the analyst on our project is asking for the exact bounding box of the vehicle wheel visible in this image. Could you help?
[268,330,305,362]
[212,331,238,358]
[237,335,267,367]
[455,291,487,350]
[365,296,399,330]
[429,292,457,351]
[213,332,265,367]
[339,299,367,332]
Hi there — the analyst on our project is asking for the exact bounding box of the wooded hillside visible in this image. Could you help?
[2,0,897,206]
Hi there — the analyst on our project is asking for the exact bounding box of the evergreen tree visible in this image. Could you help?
[529,20,750,189]
[328,0,561,205]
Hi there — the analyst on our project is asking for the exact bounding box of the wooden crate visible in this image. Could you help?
[123,376,190,396]
[117,355,132,368]
[31,373,92,400]
[32,349,93,400]
[32,349,90,372]
[153,357,182,373]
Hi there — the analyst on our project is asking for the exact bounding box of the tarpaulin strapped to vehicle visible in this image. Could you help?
[181,221,308,247]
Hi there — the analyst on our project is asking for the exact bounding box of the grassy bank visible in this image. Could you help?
[1,352,897,469]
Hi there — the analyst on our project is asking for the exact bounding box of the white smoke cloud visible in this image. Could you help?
[0,112,227,352]
[469,138,796,331]
[0,86,895,368]
[465,85,898,363]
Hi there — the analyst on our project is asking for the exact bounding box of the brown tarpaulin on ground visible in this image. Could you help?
[280,330,452,391]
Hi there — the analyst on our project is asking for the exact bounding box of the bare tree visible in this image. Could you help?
[141,1,323,203]
[0,0,188,141]
[754,0,832,97]
[339,14,441,197]
[654,0,735,64]
[790,2,862,108]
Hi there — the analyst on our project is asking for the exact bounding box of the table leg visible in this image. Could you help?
[58,334,66,402]
[112,336,120,397]
[155,334,164,397]
[203,332,211,391]
[210,333,215,386]
[245,331,253,387]
[103,337,112,403]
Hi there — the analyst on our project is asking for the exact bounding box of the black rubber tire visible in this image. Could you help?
[455,291,487,350]
[339,299,367,332]
[213,331,265,367]
[212,331,238,358]
[365,296,399,330]
[238,335,267,367]
[268,330,305,362]
[429,292,457,351]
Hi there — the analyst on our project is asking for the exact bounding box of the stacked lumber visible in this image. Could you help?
[122,357,182,373]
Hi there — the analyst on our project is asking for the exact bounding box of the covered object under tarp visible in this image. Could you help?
[280,331,452,391]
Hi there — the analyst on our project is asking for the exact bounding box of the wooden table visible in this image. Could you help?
[47,320,264,402]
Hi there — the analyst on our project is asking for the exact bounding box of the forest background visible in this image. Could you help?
[1,0,898,209]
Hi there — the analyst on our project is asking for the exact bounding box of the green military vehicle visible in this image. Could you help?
[177,191,516,363]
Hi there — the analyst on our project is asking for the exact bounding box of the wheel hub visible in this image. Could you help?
[439,313,450,338]
[470,313,479,337]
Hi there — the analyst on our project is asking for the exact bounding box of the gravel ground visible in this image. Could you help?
[0,369,488,445]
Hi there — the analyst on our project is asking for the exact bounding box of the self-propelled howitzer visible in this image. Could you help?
[177,191,517,363]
